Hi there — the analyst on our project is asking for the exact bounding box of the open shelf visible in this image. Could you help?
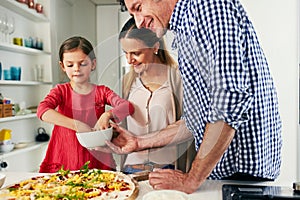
[0,0,49,22]
[0,42,51,55]
[0,142,48,159]
[0,80,52,86]
[0,113,36,122]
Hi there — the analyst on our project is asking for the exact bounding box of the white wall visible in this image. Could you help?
[96,5,125,94]
[50,0,96,84]
[240,0,299,184]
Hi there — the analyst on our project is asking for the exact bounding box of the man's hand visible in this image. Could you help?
[105,123,139,154]
[149,168,199,194]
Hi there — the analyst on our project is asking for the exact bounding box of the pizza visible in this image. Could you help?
[0,162,138,200]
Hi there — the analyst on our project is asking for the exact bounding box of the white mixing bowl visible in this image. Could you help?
[0,143,15,153]
[143,190,189,200]
[0,174,6,188]
[76,127,113,148]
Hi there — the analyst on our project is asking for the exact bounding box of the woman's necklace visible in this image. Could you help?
[139,67,167,92]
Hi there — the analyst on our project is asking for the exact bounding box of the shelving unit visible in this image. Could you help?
[0,0,49,22]
[0,113,36,122]
[0,142,48,159]
[0,42,51,55]
[0,80,52,85]
[0,0,52,172]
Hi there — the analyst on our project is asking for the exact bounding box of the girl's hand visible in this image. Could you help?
[74,120,93,133]
[94,111,112,130]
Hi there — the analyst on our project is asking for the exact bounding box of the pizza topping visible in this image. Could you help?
[0,162,136,199]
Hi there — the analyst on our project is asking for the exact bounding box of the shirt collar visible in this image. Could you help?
[169,0,191,32]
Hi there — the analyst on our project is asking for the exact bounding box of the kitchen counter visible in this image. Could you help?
[0,172,296,199]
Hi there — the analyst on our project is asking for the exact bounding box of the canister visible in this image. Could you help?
[13,38,23,46]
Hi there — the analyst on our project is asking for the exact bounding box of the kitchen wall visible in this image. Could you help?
[96,5,123,93]
[240,0,299,185]
[50,0,96,85]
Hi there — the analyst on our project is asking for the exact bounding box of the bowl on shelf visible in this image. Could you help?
[76,127,113,148]
[0,143,15,153]
[0,174,6,188]
[14,142,29,149]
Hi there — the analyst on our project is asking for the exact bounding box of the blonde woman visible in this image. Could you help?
[119,17,194,174]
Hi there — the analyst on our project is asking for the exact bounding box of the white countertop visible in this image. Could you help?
[0,172,295,199]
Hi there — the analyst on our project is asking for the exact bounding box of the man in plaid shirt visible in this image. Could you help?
[108,0,282,194]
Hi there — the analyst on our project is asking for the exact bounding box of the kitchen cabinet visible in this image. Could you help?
[0,0,53,172]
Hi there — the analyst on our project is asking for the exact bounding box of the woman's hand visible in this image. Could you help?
[104,123,139,154]
[94,111,112,130]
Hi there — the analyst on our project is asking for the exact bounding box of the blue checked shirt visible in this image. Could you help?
[170,0,282,179]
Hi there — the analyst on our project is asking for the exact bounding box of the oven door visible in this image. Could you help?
[222,184,300,200]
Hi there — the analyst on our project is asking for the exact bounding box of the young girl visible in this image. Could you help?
[37,36,134,173]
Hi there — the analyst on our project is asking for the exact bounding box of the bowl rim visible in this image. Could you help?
[142,189,189,199]
[0,173,6,179]
[76,127,113,135]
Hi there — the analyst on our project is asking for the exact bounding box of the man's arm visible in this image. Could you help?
[187,121,235,185]
[107,119,193,154]
[138,119,193,150]
[149,120,235,193]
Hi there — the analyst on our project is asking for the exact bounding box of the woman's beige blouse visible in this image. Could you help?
[124,67,183,165]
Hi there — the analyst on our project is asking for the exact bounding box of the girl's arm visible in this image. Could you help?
[94,111,113,130]
[41,109,92,132]
[37,84,92,133]
[108,92,134,122]
[94,86,134,130]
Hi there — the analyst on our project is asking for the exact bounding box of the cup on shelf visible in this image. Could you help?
[33,64,44,82]
[3,69,11,80]
[24,37,32,48]
[6,16,15,44]
[13,37,23,46]
[0,13,7,43]
[10,66,21,81]
[31,37,37,49]
[28,0,35,9]
[36,38,43,50]
[35,3,43,14]
[37,64,44,81]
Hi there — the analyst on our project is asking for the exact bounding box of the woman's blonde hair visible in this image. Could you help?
[119,17,177,99]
